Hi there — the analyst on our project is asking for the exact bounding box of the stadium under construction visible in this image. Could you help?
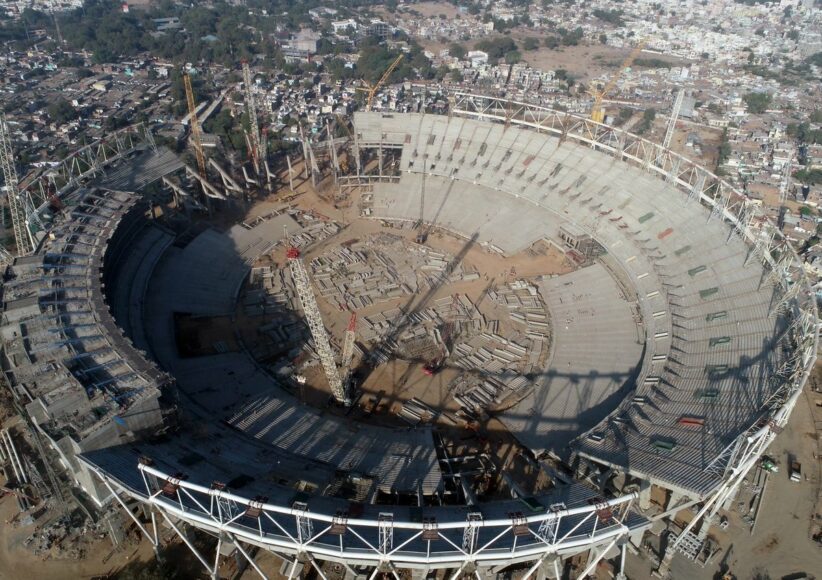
[0,94,816,578]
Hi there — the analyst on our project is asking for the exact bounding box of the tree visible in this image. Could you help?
[522,37,540,51]
[474,37,518,60]
[47,98,76,124]
[599,33,608,45]
[716,128,731,170]
[449,42,466,60]
[742,91,772,114]
[636,108,656,134]
[505,50,521,64]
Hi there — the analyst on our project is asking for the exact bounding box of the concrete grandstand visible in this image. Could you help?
[0,94,816,577]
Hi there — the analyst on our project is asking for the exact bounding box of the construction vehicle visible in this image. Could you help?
[760,455,779,473]
[357,54,404,112]
[588,41,646,123]
[790,459,802,482]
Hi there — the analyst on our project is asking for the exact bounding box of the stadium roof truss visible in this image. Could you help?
[19,123,156,236]
[449,92,817,551]
[86,461,642,577]
[20,96,816,575]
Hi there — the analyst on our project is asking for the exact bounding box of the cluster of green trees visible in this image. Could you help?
[324,39,439,85]
[635,108,656,135]
[544,26,584,49]
[3,0,383,66]
[47,98,77,124]
[592,9,625,27]
[474,37,518,62]
[742,92,772,114]
[522,37,540,51]
[787,120,822,146]
[795,169,822,185]
[633,58,672,69]
[449,43,467,59]
[716,128,731,174]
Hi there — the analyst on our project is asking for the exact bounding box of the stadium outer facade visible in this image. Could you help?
[1,94,816,579]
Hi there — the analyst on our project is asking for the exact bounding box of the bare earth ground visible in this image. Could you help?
[396,0,461,19]
[0,491,153,580]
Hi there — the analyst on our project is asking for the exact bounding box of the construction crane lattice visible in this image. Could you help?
[287,244,347,404]
[0,113,34,256]
[663,89,685,150]
[588,42,646,123]
[183,73,207,180]
[358,54,404,112]
[242,61,263,175]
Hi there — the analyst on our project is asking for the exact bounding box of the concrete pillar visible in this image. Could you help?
[639,479,652,511]
[667,488,688,511]
[535,556,562,580]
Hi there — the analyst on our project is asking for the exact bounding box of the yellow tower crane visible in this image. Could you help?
[183,72,207,179]
[588,41,646,123]
[357,54,404,112]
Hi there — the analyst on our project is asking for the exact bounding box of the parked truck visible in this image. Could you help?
[790,460,802,482]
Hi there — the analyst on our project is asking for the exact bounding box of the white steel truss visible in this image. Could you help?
[18,123,155,242]
[447,92,817,560]
[85,462,641,572]
[0,113,35,255]
[662,89,684,150]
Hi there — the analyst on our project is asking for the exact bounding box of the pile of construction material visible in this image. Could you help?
[246,267,308,356]
[488,280,551,372]
[283,213,342,249]
[248,266,301,315]
[450,374,533,413]
[398,398,439,425]
[309,233,478,311]
[451,332,529,374]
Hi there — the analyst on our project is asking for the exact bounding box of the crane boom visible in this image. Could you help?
[341,312,357,372]
[589,42,646,123]
[663,89,685,149]
[286,240,348,404]
[0,113,34,255]
[242,60,262,175]
[183,72,207,180]
[361,54,404,111]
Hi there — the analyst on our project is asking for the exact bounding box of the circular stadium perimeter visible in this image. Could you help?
[1,94,817,578]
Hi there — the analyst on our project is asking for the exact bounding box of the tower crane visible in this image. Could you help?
[0,113,34,256]
[340,312,357,387]
[663,88,685,149]
[183,72,207,182]
[285,232,349,404]
[242,60,263,176]
[588,41,646,124]
[357,54,404,112]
